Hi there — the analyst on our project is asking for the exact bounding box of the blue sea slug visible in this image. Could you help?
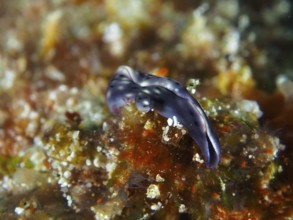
[106,66,221,168]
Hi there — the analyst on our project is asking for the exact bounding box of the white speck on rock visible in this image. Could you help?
[179,204,187,213]
[103,23,122,43]
[150,202,162,211]
[64,171,71,179]
[15,207,25,215]
[162,126,170,142]
[236,100,263,118]
[155,174,165,182]
[0,69,16,89]
[146,184,160,199]
[167,116,183,128]
[167,118,173,126]
[192,153,204,164]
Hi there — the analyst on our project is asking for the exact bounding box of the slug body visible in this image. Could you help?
[106,66,221,168]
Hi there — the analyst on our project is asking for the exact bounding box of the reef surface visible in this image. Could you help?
[0,0,292,219]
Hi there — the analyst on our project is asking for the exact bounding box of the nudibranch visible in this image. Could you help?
[106,66,221,168]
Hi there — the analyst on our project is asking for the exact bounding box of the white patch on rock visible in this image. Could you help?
[192,153,204,164]
[236,100,263,118]
[146,184,160,199]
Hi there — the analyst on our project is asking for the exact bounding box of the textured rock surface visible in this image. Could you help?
[0,0,292,219]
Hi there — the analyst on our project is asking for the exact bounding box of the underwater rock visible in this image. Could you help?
[0,0,292,219]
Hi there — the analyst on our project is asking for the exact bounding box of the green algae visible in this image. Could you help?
[0,155,34,177]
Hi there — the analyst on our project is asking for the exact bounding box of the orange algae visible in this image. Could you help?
[213,205,260,220]
[118,124,171,173]
[152,67,169,77]
[102,95,288,219]
[0,75,290,219]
